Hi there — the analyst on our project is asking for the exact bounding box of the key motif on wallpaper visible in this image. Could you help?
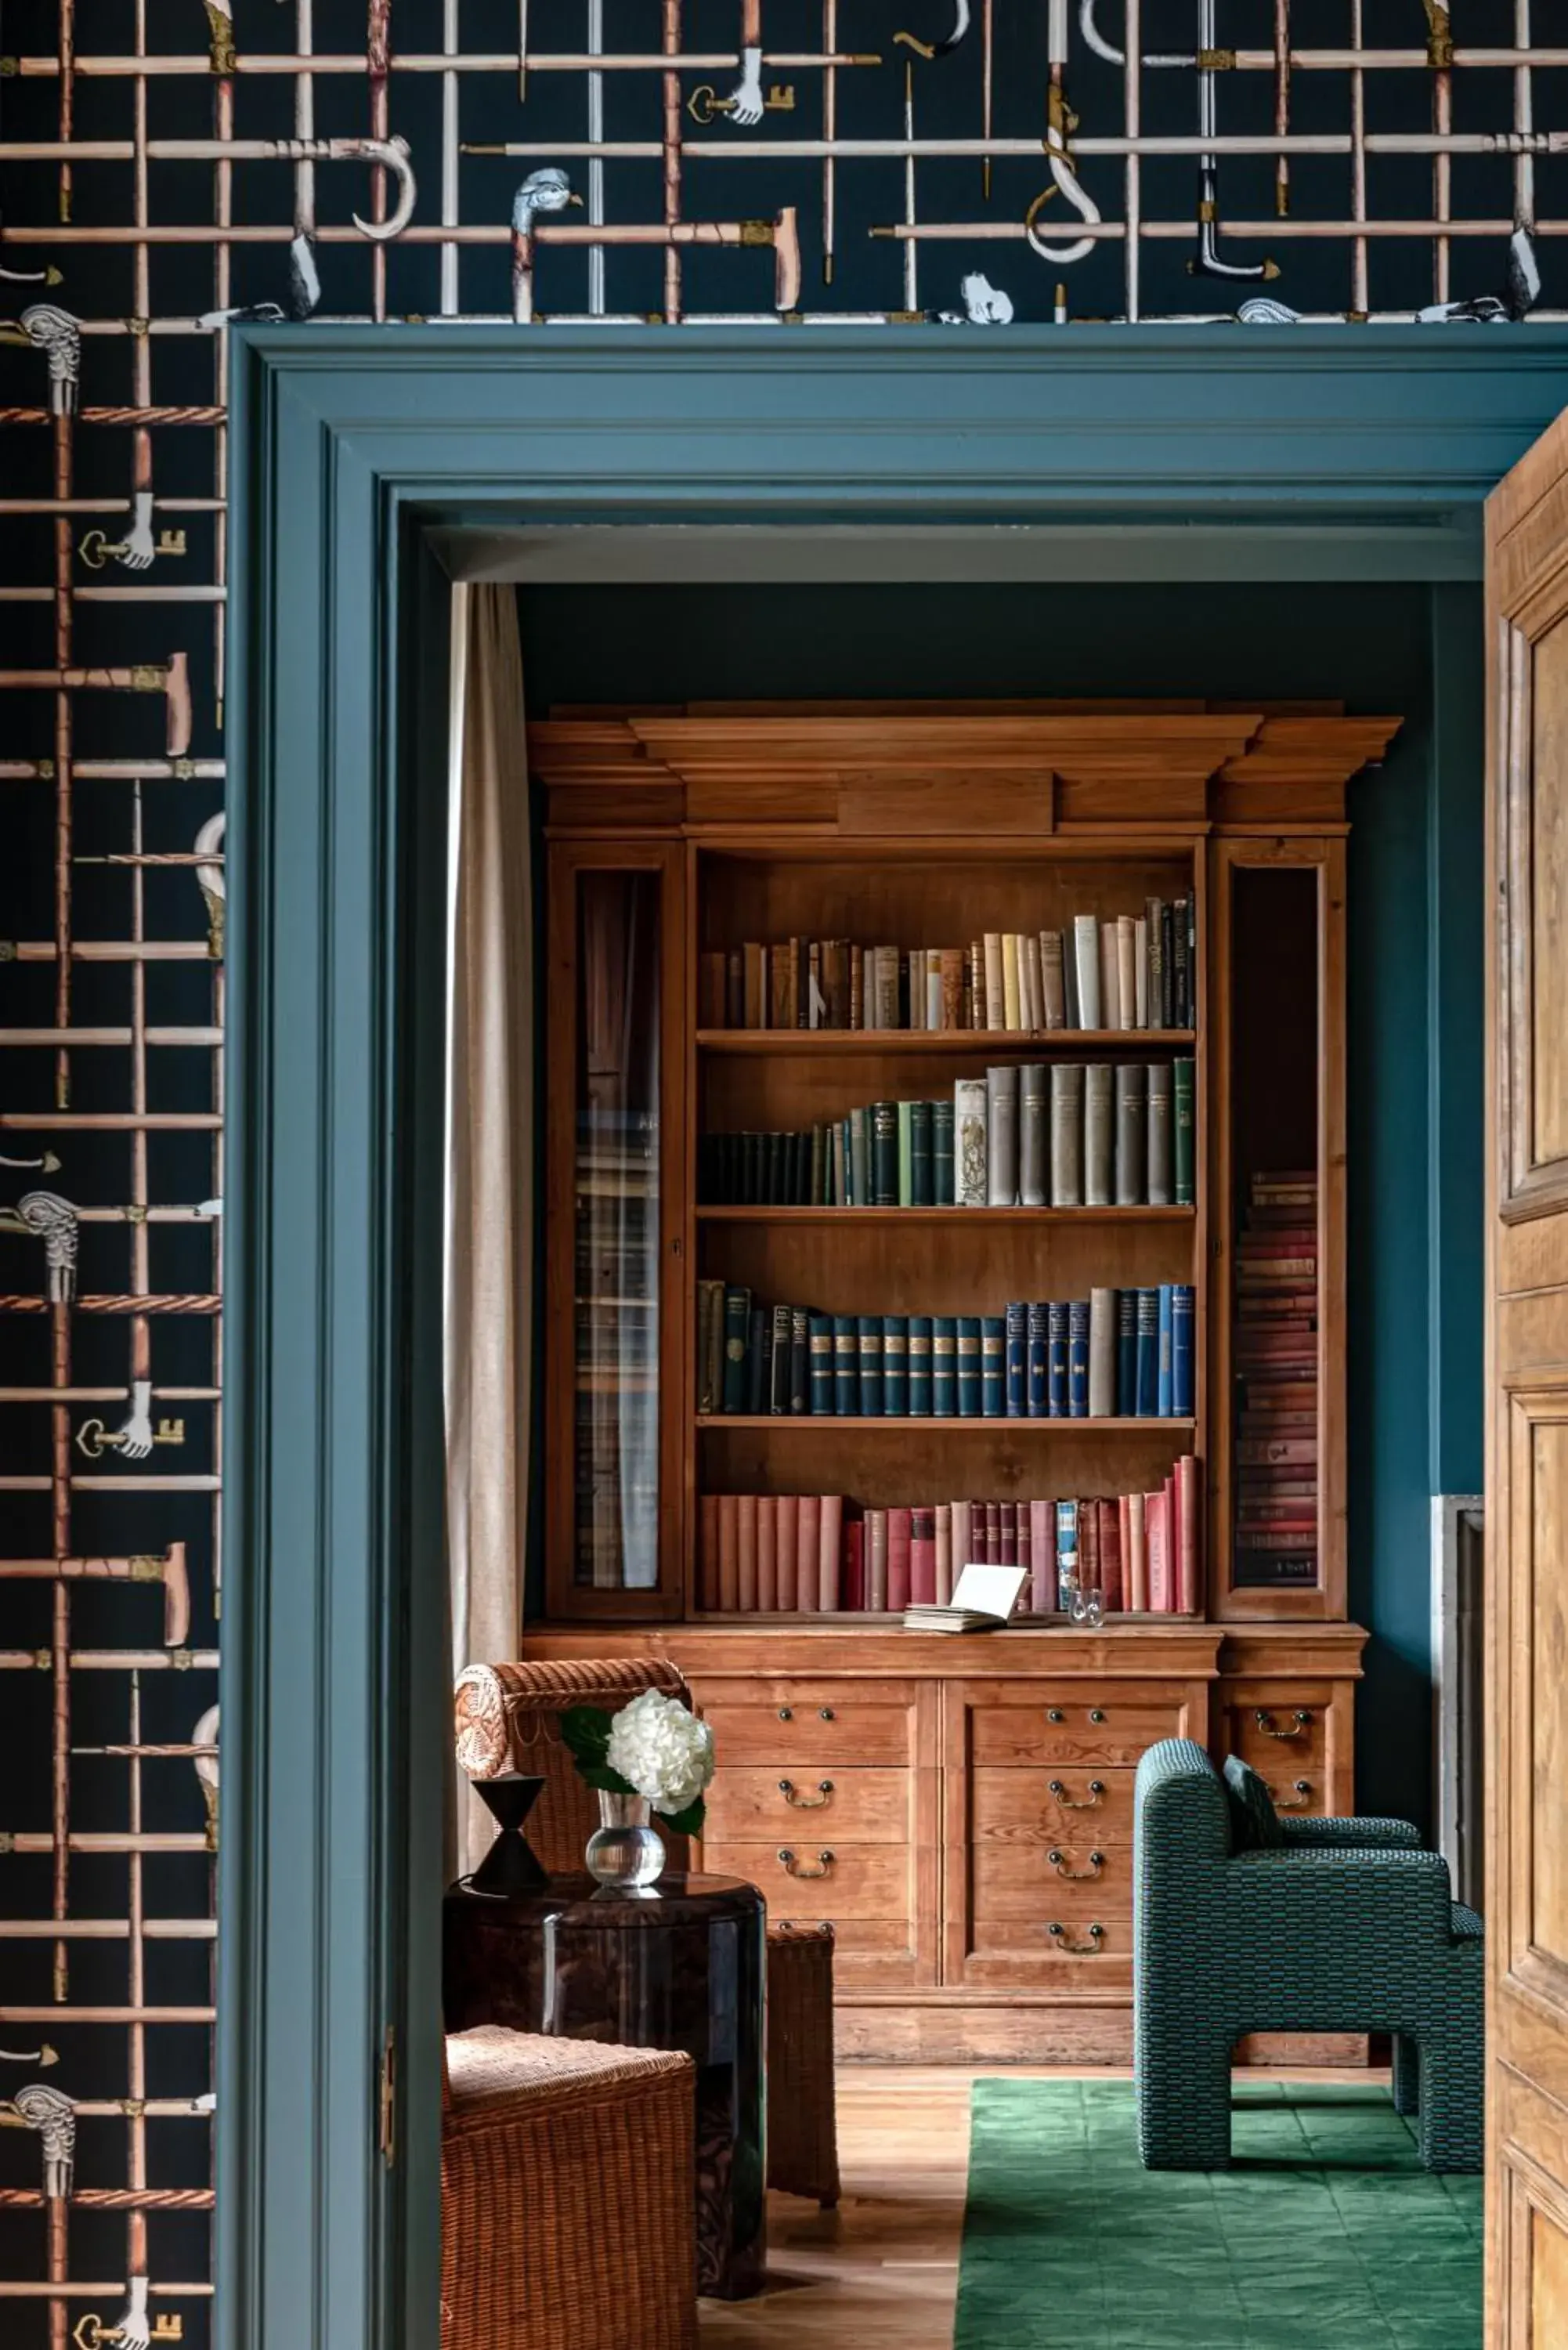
[72,2316,183,2349]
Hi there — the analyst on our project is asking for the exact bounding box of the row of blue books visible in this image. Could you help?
[699,1282,1195,1419]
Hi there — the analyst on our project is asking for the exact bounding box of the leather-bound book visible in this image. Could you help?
[1088,1287,1118,1419]
[737,1494,758,1611]
[818,1493,843,1611]
[775,1492,799,1610]
[718,1493,740,1611]
[757,1495,778,1613]
[699,1492,721,1609]
[1050,1065,1084,1206]
[797,1495,822,1613]
[887,1506,913,1613]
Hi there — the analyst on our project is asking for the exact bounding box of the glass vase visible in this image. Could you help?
[585,1790,665,1893]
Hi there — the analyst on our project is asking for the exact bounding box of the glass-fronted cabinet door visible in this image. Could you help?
[545,846,685,1618]
[1211,839,1346,1621]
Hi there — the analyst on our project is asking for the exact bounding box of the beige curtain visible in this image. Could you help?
[444,581,533,1877]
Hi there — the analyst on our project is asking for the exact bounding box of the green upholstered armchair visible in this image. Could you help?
[1133,1739,1483,2175]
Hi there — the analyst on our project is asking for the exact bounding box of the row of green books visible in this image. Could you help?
[700,1061,1194,1209]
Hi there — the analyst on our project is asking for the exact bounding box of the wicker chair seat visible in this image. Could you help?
[442,2027,696,2350]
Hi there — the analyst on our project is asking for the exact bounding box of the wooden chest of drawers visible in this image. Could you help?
[692,1676,940,1987]
[516,1622,1367,2063]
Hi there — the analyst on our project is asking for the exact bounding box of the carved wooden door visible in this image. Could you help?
[1487,411,1568,2346]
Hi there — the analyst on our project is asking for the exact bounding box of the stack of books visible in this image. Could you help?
[695,1283,1196,1419]
[699,904,1196,1032]
[1234,1170,1318,1588]
[697,1467,1201,1615]
[699,1058,1195,1210]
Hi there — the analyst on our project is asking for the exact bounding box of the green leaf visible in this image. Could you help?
[656,1796,706,1838]
[576,1760,638,1798]
[559,1705,613,1768]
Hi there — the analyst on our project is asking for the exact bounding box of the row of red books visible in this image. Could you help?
[695,1465,1201,1616]
[1235,1170,1319,1563]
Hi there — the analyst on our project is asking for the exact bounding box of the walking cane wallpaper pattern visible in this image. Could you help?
[0,2,1563,2343]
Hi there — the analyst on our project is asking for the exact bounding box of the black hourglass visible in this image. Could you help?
[467,1773,550,1896]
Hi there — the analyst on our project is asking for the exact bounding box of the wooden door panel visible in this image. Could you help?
[1487,406,1568,2349]
[1532,2200,1568,2345]
[1522,1403,1568,1976]
[1527,622,1568,1177]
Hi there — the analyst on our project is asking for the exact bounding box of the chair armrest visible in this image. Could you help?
[1279,1815,1422,1849]
[1228,1842,1454,1944]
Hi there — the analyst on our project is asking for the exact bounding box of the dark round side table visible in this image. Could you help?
[443,1871,767,2300]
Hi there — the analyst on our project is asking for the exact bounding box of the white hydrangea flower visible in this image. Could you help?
[605,1688,715,1814]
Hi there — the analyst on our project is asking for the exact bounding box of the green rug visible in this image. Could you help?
[955,2080,1482,2350]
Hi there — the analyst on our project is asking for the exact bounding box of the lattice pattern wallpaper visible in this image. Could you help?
[0,3,1562,2345]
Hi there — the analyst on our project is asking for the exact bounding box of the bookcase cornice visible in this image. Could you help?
[531,706,1403,837]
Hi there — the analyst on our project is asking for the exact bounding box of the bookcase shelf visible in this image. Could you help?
[696,1415,1198,1434]
[697,1029,1198,1055]
[695,1205,1196,1226]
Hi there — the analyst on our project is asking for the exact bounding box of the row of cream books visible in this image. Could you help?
[699,904,1196,1033]
[695,1466,1201,1616]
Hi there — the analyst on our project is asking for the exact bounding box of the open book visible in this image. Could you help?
[903,1561,1028,1634]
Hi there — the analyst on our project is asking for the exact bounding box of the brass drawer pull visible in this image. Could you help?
[1047,1849,1104,1880]
[1049,1779,1105,1809]
[779,1777,833,1809]
[1255,1708,1312,1740]
[1049,1921,1104,1954]
[1272,1779,1313,1810]
[777,1847,834,1878]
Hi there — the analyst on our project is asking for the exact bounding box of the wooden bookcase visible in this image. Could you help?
[529,702,1400,2059]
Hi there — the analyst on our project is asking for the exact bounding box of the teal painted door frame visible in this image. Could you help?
[222,327,1568,2350]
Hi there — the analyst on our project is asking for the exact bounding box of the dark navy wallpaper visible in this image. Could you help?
[0,4,1545,2340]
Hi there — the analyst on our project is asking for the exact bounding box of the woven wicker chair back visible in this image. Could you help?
[453,1656,692,1876]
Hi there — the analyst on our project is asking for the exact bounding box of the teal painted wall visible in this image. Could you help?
[519,580,1485,1831]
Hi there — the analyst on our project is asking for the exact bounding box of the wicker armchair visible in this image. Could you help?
[455,1655,841,2205]
[442,2026,696,2350]
[1133,1740,1484,2174]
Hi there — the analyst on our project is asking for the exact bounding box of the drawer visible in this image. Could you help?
[1253,1768,1324,1818]
[693,1678,916,1766]
[973,1838,1132,1922]
[967,1885,1131,1965]
[769,1917,916,1961]
[704,1764,912,1843]
[970,1764,1140,1846]
[1227,1701,1328,1768]
[1219,1681,1334,1765]
[966,1684,1187,1768]
[700,1839,913,1920]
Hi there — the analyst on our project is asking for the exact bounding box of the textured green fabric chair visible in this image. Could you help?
[1133,1739,1483,2174]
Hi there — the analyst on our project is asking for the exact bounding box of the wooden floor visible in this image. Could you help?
[697,2064,983,2350]
[698,2063,1384,2350]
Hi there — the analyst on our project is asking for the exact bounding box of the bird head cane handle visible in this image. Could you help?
[161,1542,190,1648]
[771,207,801,313]
[164,651,192,758]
